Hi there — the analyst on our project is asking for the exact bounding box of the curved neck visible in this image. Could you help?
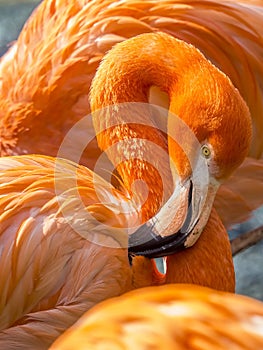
[90,33,213,221]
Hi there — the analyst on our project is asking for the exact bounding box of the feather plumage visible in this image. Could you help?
[50,283,263,350]
[0,155,137,349]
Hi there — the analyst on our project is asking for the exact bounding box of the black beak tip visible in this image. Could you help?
[128,228,188,259]
[128,180,194,259]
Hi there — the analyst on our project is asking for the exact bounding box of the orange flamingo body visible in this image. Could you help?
[50,284,263,350]
[0,0,262,227]
[0,32,251,347]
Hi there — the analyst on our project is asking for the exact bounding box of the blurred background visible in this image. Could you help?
[0,0,262,300]
[0,1,41,56]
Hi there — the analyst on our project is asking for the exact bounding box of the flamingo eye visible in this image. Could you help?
[201,145,211,159]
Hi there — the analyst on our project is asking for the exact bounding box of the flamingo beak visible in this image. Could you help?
[128,175,218,258]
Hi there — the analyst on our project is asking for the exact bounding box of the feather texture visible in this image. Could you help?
[50,283,263,350]
[0,155,137,349]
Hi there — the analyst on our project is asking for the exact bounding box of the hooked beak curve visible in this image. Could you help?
[128,176,215,258]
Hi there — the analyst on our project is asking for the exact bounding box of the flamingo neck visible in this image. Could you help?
[90,33,210,222]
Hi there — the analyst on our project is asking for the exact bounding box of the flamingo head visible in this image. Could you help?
[128,36,252,258]
[89,31,252,258]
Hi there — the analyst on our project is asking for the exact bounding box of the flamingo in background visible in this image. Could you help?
[0,0,263,228]
[0,32,251,348]
[50,283,263,350]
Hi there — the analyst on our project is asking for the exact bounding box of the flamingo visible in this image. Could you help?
[50,284,263,350]
[0,32,251,348]
[0,0,263,228]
